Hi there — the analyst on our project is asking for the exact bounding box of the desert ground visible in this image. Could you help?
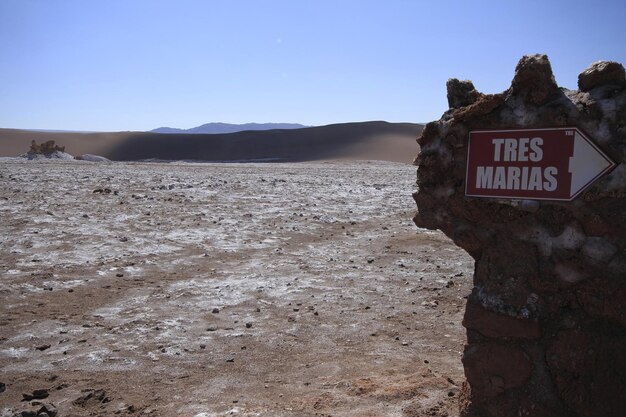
[0,159,473,417]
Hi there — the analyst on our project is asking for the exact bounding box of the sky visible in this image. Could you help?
[0,0,625,132]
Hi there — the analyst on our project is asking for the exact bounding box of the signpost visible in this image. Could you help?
[465,127,616,201]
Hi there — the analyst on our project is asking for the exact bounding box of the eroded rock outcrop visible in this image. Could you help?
[21,140,74,160]
[29,140,65,155]
[413,55,626,417]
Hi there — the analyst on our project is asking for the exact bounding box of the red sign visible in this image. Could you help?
[465,128,615,201]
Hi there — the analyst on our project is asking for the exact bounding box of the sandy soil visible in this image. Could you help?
[0,159,473,417]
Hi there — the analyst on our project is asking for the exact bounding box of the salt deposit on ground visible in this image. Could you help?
[0,160,472,417]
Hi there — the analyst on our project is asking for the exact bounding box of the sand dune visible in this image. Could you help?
[0,121,422,164]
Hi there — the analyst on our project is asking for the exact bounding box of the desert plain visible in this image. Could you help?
[0,159,473,417]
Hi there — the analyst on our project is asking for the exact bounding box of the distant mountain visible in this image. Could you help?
[151,122,307,134]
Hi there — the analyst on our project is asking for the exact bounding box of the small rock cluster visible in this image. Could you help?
[28,140,65,155]
[413,55,626,417]
[21,140,74,161]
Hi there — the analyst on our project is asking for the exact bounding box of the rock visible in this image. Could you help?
[462,302,541,339]
[446,79,481,108]
[29,140,65,155]
[413,55,626,417]
[35,344,51,351]
[546,329,626,417]
[21,140,74,160]
[72,389,109,406]
[510,54,560,105]
[462,343,532,399]
[578,61,626,91]
[36,403,57,417]
[0,382,5,393]
[22,389,49,401]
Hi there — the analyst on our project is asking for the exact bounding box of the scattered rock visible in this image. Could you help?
[22,389,49,401]
[72,389,109,407]
[36,403,57,417]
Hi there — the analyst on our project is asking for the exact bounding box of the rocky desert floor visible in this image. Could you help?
[0,159,473,417]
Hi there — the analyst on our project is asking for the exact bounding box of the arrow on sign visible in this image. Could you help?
[569,130,615,199]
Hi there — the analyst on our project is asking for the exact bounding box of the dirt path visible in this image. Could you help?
[0,160,472,417]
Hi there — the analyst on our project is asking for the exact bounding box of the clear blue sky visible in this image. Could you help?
[1,0,625,131]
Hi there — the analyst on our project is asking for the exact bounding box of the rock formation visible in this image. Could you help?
[20,140,74,160]
[29,140,66,155]
[413,54,626,417]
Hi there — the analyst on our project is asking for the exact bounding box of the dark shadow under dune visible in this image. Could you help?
[0,121,422,164]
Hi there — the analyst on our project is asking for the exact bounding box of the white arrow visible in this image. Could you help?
[569,130,615,199]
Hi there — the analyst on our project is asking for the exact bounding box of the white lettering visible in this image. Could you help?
[518,138,529,162]
[507,167,521,190]
[474,166,558,192]
[476,166,493,189]
[544,167,558,191]
[492,139,505,162]
[503,139,517,162]
[528,167,543,190]
[521,167,529,190]
[491,136,544,163]
[493,167,506,189]
[529,137,543,161]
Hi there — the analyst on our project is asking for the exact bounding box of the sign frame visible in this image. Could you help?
[465,127,616,202]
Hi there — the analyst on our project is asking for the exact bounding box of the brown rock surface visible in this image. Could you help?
[578,61,626,92]
[28,140,65,155]
[413,55,626,417]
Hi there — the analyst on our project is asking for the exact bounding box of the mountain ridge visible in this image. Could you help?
[152,122,307,134]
